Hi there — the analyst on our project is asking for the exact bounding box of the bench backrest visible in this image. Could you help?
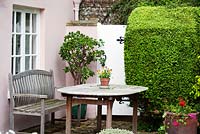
[9,70,55,107]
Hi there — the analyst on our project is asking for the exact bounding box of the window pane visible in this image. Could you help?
[32,35,36,54]
[32,56,36,69]
[11,57,14,74]
[25,56,30,70]
[16,35,21,55]
[32,14,37,33]
[12,35,14,55]
[25,35,30,54]
[25,13,30,33]
[16,12,21,33]
[15,57,21,74]
[12,12,14,32]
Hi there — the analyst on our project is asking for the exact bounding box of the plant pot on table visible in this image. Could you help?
[100,78,110,86]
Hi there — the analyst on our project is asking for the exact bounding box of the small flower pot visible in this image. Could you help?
[164,112,198,134]
[100,78,110,86]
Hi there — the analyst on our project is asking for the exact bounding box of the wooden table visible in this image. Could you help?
[57,84,147,134]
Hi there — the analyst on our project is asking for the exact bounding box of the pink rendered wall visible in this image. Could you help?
[65,26,98,86]
[0,0,12,131]
[66,26,98,119]
[0,0,74,131]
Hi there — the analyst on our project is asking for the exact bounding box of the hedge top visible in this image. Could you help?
[128,6,199,30]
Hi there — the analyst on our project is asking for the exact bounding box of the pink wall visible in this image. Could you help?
[66,25,98,119]
[0,0,12,131]
[0,0,74,131]
[65,25,98,87]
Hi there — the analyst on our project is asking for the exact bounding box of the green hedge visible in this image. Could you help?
[124,6,200,112]
[109,0,200,25]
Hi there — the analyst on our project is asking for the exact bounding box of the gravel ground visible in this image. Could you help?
[22,118,157,134]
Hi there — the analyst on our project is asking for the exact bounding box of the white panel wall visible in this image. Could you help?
[97,24,133,115]
[97,24,126,85]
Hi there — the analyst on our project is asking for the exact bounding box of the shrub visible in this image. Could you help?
[191,56,200,99]
[97,129,133,134]
[108,0,200,24]
[124,6,200,113]
[59,31,106,85]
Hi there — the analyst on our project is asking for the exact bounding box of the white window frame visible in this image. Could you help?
[12,7,40,74]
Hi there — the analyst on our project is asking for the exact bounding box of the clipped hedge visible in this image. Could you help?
[124,6,200,112]
[109,0,200,24]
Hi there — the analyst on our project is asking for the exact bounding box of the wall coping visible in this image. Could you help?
[66,19,98,26]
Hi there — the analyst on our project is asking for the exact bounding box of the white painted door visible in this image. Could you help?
[97,24,126,85]
[97,24,133,115]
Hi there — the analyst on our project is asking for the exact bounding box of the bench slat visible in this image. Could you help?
[9,70,66,134]
[14,99,66,113]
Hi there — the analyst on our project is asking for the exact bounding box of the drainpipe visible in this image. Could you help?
[73,0,82,21]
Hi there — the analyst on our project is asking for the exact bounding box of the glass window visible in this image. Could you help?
[12,9,39,74]
[25,35,30,54]
[25,13,30,33]
[32,35,37,54]
[32,14,37,33]
[16,12,21,33]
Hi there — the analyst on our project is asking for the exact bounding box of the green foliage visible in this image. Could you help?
[191,56,200,98]
[109,0,200,24]
[137,114,163,132]
[124,7,200,114]
[163,98,195,116]
[97,129,133,134]
[59,31,106,85]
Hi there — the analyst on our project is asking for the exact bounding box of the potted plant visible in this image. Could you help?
[97,66,112,86]
[59,31,106,119]
[162,97,198,134]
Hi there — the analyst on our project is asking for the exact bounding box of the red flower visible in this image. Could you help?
[179,100,186,107]
[172,120,179,127]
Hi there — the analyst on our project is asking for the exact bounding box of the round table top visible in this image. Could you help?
[57,84,147,97]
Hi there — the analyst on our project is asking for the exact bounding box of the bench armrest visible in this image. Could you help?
[13,93,48,99]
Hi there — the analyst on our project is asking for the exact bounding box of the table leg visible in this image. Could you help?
[97,98,102,131]
[106,99,113,128]
[132,94,138,134]
[77,104,81,126]
[66,96,72,134]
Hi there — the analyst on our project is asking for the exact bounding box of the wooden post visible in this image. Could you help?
[66,96,72,134]
[132,94,138,134]
[51,112,55,124]
[77,104,81,126]
[40,99,45,134]
[106,98,113,128]
[97,98,102,131]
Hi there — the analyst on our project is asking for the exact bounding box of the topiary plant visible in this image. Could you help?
[105,0,200,25]
[191,56,200,99]
[97,129,133,134]
[124,6,200,113]
[59,31,106,85]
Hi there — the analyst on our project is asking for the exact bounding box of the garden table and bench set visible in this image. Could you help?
[8,69,147,134]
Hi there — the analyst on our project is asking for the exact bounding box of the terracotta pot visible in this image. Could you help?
[100,78,110,86]
[164,112,198,134]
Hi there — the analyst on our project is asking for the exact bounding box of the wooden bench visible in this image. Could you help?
[8,70,66,134]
